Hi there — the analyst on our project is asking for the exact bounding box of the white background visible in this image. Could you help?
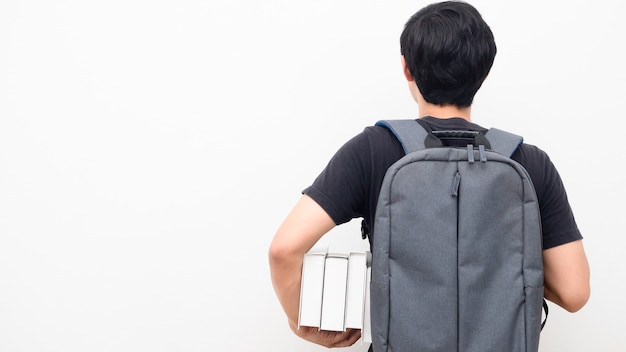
[1,0,624,351]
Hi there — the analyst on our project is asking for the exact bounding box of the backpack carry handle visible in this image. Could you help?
[427,130,492,149]
[432,130,480,139]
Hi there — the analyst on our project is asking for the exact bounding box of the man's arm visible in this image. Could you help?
[543,240,590,312]
[268,195,361,348]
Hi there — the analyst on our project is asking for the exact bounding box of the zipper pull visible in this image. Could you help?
[452,171,461,196]
[479,144,487,162]
[467,144,475,163]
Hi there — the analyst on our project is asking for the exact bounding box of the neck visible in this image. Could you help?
[418,100,472,121]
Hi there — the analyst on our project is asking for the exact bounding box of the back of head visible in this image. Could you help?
[400,1,496,108]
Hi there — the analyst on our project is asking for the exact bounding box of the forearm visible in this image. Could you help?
[543,285,562,308]
[268,195,336,325]
[269,242,363,348]
[269,249,304,326]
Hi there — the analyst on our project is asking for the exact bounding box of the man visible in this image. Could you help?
[269,1,590,348]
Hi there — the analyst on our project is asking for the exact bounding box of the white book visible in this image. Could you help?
[344,251,370,330]
[320,253,349,332]
[298,250,327,329]
[362,265,372,344]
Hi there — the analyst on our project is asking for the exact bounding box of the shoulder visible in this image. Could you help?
[332,124,403,163]
[513,142,550,162]
[511,143,555,198]
[363,124,402,146]
[363,124,406,167]
[512,142,582,249]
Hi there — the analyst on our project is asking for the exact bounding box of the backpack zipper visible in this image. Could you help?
[452,171,461,197]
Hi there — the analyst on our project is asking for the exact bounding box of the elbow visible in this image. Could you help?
[268,238,300,269]
[550,284,591,313]
[542,240,591,313]
[561,299,588,313]
[562,288,591,313]
[268,241,287,268]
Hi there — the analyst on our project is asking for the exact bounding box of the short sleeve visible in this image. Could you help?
[303,131,372,225]
[513,144,583,249]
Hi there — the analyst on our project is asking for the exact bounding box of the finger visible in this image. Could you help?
[331,329,362,348]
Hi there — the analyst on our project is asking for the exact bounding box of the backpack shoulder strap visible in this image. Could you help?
[375,119,429,154]
[484,128,524,157]
[376,120,524,157]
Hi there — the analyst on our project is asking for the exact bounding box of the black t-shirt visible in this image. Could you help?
[303,117,582,250]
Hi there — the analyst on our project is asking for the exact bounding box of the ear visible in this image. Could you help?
[401,55,414,82]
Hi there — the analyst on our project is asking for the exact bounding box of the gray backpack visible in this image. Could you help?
[370,120,547,352]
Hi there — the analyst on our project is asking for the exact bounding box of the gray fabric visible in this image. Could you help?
[371,120,543,352]
[485,128,524,157]
[375,120,429,154]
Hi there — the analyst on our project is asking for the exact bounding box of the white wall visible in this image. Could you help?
[1,1,623,351]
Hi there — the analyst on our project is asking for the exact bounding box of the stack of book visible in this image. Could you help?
[298,249,372,343]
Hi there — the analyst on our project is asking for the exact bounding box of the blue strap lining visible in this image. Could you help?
[375,119,428,154]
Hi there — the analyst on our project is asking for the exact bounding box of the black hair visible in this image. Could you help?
[400,1,496,107]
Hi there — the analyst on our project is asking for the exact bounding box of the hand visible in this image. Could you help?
[289,321,362,348]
